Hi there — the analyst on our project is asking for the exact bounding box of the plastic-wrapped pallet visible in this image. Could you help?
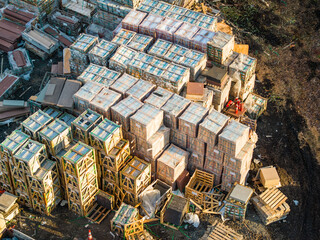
[137,0,159,13]
[111,96,143,131]
[92,10,122,30]
[180,9,201,25]
[161,93,190,129]
[97,0,131,18]
[144,87,173,109]
[191,29,216,53]
[167,5,187,19]
[70,34,99,74]
[148,39,172,58]
[180,49,207,81]
[221,166,249,191]
[204,149,224,185]
[144,57,169,86]
[156,18,183,42]
[208,77,231,112]
[150,1,172,16]
[218,120,250,157]
[178,102,208,138]
[122,10,147,32]
[113,0,141,8]
[166,12,184,20]
[174,23,199,48]
[97,67,122,86]
[110,73,139,96]
[112,29,136,45]
[164,44,188,64]
[77,63,106,83]
[223,139,255,173]
[161,63,190,93]
[195,13,217,31]
[170,129,187,149]
[73,81,104,111]
[207,31,235,64]
[139,14,164,38]
[198,110,229,145]
[229,53,257,85]
[109,45,137,74]
[156,144,189,186]
[127,52,155,79]
[89,88,122,118]
[126,79,156,100]
[126,34,154,52]
[88,40,118,66]
[130,104,163,140]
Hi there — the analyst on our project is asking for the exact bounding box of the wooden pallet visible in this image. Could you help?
[86,203,110,224]
[208,220,243,240]
[185,169,214,206]
[202,190,225,214]
[259,188,287,210]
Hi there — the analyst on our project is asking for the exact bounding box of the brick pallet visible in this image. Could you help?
[161,62,190,94]
[112,28,136,45]
[110,74,139,96]
[109,45,137,74]
[127,52,155,79]
[88,40,118,67]
[173,22,199,49]
[126,79,156,101]
[144,87,173,109]
[139,14,164,38]
[127,34,154,52]
[122,10,147,32]
[156,18,182,42]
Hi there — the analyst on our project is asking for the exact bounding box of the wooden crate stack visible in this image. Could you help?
[62,142,99,216]
[43,107,62,119]
[111,202,138,235]
[178,103,208,171]
[71,109,103,145]
[120,156,151,205]
[157,144,189,187]
[27,159,62,215]
[218,120,251,191]
[70,34,99,75]
[21,110,53,140]
[0,130,29,194]
[88,39,118,67]
[199,110,229,184]
[12,139,48,208]
[224,184,253,221]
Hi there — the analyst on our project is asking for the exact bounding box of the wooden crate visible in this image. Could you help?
[139,179,172,217]
[21,110,53,140]
[110,202,138,235]
[207,31,234,64]
[178,103,208,138]
[157,144,189,186]
[58,112,76,126]
[124,219,145,240]
[188,152,205,171]
[185,169,214,206]
[130,104,163,141]
[170,129,187,149]
[120,156,151,195]
[89,119,122,154]
[224,184,253,221]
[111,96,143,132]
[71,109,103,144]
[160,194,189,226]
[39,119,72,156]
[62,142,99,216]
[208,220,243,240]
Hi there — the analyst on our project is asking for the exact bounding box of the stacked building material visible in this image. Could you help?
[41,24,73,48]
[173,22,199,48]
[195,13,217,31]
[137,0,159,13]
[43,107,62,119]
[120,156,151,205]
[184,82,213,109]
[0,74,21,101]
[163,44,188,64]
[48,10,81,36]
[191,28,216,53]
[244,93,268,120]
[110,73,139,96]
[97,0,131,18]
[109,45,137,74]
[144,57,169,86]
[92,9,123,31]
[88,40,118,66]
[166,5,187,20]
[181,9,200,25]
[161,62,190,94]
[21,110,53,140]
[112,29,136,45]
[150,1,171,16]
[122,10,147,32]
[0,130,29,194]
[207,31,235,64]
[22,28,59,59]
[0,18,25,52]
[63,0,95,22]
[127,52,155,79]
[180,49,207,81]
[58,112,76,126]
[156,144,189,186]
[144,87,173,109]
[126,79,156,101]
[126,34,153,52]
[73,82,104,111]
[89,88,122,118]
[138,14,164,37]
[147,39,172,59]
[224,184,253,221]
[155,18,183,42]
[111,203,138,234]
[62,142,99,216]
[38,119,72,156]
[70,34,99,75]
[2,5,36,25]
[71,109,103,144]
[8,0,55,18]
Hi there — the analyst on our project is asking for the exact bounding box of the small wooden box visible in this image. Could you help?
[260,167,280,189]
[161,194,189,226]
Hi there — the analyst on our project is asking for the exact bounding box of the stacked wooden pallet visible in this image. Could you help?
[208,220,243,240]
[62,142,99,216]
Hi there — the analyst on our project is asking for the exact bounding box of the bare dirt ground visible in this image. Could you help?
[1,0,320,239]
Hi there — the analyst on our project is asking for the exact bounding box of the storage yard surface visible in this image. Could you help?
[0,0,319,240]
